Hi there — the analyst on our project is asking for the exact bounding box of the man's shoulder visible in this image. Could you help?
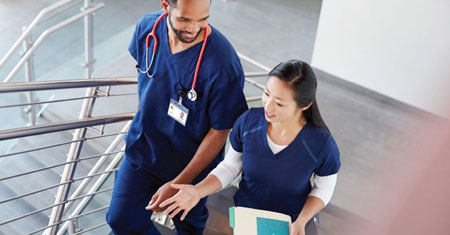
[209,26,230,45]
[137,11,165,30]
[206,26,240,67]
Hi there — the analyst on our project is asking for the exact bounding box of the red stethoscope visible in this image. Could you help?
[136,12,208,102]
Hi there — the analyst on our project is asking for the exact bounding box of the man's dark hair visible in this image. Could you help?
[167,0,177,7]
[166,0,212,8]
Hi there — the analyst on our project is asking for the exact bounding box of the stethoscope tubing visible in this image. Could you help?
[137,12,208,102]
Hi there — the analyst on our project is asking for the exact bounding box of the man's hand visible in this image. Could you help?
[145,181,177,212]
[146,128,229,213]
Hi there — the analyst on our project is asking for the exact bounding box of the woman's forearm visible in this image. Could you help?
[296,196,325,225]
[195,174,223,198]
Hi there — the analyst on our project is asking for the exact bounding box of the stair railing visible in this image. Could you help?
[1,0,104,126]
[0,77,137,234]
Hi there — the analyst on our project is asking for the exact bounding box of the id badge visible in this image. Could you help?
[168,98,189,126]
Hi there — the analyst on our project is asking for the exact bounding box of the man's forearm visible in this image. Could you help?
[172,127,230,184]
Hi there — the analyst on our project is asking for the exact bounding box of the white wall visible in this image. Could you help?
[312,0,450,118]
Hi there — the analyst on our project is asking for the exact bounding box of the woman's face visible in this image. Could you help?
[262,76,302,124]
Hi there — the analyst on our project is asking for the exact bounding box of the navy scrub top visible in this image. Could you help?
[126,11,248,184]
[229,108,341,221]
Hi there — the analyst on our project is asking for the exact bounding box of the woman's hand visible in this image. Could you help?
[290,218,306,235]
[159,184,202,221]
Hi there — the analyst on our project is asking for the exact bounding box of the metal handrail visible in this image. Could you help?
[2,2,105,83]
[238,52,271,72]
[1,182,70,206]
[0,92,137,109]
[0,77,137,93]
[69,206,108,223]
[0,131,127,159]
[244,78,266,91]
[57,146,126,235]
[244,71,269,77]
[0,150,124,181]
[0,96,97,109]
[239,52,268,92]
[0,0,84,69]
[0,113,134,141]
[60,123,129,216]
[28,206,110,235]
[73,222,108,235]
[0,187,113,226]
[246,95,263,102]
[0,1,134,234]
[0,168,118,205]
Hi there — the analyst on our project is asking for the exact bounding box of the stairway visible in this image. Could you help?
[0,124,118,234]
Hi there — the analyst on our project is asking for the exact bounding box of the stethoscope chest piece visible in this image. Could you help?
[141,12,207,104]
[186,89,197,102]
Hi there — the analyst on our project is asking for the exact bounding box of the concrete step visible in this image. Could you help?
[204,186,237,235]
[0,143,61,234]
[0,181,50,235]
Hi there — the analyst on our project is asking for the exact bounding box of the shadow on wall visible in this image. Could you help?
[338,108,450,235]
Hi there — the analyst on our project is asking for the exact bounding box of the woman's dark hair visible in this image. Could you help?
[268,59,330,132]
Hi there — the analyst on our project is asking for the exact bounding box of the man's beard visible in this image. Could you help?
[168,13,203,43]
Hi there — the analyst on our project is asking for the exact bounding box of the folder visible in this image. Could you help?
[229,206,291,235]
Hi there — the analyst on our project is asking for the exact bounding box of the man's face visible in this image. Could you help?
[165,0,211,44]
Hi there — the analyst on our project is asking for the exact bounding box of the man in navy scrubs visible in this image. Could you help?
[106,0,248,234]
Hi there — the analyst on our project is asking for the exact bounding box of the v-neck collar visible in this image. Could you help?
[262,120,310,157]
[160,15,213,59]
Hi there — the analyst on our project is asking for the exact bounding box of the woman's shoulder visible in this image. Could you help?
[306,125,339,153]
[241,107,264,121]
[308,124,332,139]
[248,107,265,116]
[233,107,264,128]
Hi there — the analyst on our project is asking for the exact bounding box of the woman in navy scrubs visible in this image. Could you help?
[160,60,341,235]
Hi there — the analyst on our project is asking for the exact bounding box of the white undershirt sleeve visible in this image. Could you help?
[209,146,243,189]
[308,173,337,205]
[210,136,338,205]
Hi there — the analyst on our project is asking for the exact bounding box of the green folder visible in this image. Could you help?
[256,217,289,235]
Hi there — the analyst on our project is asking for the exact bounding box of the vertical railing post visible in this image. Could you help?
[22,27,37,126]
[82,0,95,79]
[45,2,98,234]
[68,219,77,235]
